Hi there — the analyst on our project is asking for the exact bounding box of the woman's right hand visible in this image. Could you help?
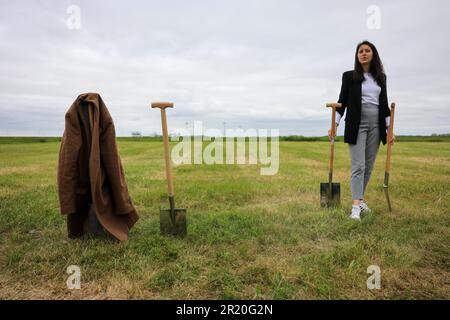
[328,128,336,141]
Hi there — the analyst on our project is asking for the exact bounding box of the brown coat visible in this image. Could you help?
[58,93,139,241]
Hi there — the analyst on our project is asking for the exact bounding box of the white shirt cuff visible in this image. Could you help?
[335,113,342,126]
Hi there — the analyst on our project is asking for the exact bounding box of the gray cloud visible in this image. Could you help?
[1,0,449,136]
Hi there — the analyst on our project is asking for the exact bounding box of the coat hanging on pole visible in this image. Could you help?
[58,92,139,241]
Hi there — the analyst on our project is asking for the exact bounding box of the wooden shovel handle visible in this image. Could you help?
[325,102,342,137]
[152,102,174,109]
[385,103,396,173]
[326,103,342,109]
[326,103,341,181]
[152,102,174,197]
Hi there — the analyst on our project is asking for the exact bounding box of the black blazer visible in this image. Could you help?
[337,70,390,145]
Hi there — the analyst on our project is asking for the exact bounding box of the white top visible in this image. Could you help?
[361,72,381,105]
[335,72,390,128]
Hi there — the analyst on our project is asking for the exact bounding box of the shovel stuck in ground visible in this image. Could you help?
[320,103,342,207]
[384,102,396,212]
[152,102,187,237]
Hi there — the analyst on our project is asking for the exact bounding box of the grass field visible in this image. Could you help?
[0,137,449,299]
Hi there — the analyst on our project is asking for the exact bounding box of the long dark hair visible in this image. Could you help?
[353,40,385,87]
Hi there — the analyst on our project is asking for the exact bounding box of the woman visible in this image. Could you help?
[329,40,395,220]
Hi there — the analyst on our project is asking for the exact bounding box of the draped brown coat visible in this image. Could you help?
[58,93,138,241]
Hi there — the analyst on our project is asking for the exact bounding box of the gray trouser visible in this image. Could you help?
[349,102,380,200]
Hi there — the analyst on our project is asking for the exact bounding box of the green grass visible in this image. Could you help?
[0,138,449,299]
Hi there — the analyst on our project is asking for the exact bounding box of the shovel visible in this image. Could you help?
[384,102,396,212]
[152,102,187,236]
[320,103,342,207]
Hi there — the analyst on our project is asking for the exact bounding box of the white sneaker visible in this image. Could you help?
[359,200,372,213]
[350,205,361,221]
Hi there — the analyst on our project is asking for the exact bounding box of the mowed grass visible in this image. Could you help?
[0,138,449,299]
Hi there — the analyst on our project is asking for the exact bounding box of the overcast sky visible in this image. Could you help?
[1,0,449,136]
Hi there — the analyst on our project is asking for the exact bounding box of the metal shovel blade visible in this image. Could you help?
[320,182,341,207]
[160,208,187,236]
[383,172,392,212]
[383,187,392,212]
